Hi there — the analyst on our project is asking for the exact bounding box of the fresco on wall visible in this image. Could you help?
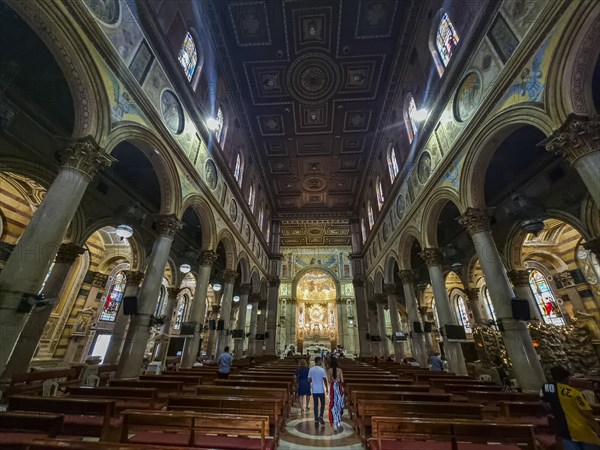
[488,14,520,64]
[501,0,547,40]
[104,71,147,127]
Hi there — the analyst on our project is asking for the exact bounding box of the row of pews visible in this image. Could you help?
[0,356,301,450]
[339,358,600,450]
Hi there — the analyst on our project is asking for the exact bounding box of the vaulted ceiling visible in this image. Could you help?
[205,0,422,218]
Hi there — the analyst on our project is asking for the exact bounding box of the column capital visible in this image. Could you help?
[556,270,575,287]
[465,287,479,301]
[352,275,365,288]
[384,283,397,295]
[55,243,86,264]
[239,284,251,295]
[543,114,600,165]
[223,270,238,284]
[418,306,428,316]
[92,272,109,288]
[211,304,221,314]
[373,293,387,304]
[288,298,297,305]
[201,250,218,266]
[507,269,530,287]
[124,270,144,286]
[336,298,344,305]
[420,248,443,266]
[457,207,491,235]
[398,270,416,283]
[155,214,183,238]
[583,237,600,259]
[59,137,116,180]
[167,287,179,298]
[268,275,280,287]
[249,293,262,303]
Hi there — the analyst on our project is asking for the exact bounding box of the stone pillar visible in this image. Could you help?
[352,276,372,357]
[288,299,296,351]
[465,288,486,325]
[376,298,389,357]
[398,271,427,367]
[117,215,182,378]
[181,251,216,368]
[543,115,600,206]
[205,305,220,359]
[1,243,85,379]
[0,138,114,372]
[506,270,543,321]
[367,303,381,357]
[458,208,545,390]
[103,271,144,364]
[421,248,467,375]
[247,294,260,356]
[154,287,179,363]
[255,304,266,356]
[215,270,237,357]
[233,284,251,358]
[336,299,345,349]
[385,284,407,362]
[265,276,280,355]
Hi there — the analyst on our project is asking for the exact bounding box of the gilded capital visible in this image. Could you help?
[201,250,218,266]
[167,287,179,298]
[384,283,397,295]
[583,237,600,259]
[543,114,600,165]
[155,214,183,238]
[55,243,86,264]
[420,248,442,266]
[92,272,109,288]
[125,270,144,286]
[239,284,251,295]
[465,288,480,301]
[457,208,491,235]
[398,270,415,283]
[60,137,116,180]
[507,269,530,287]
[223,270,238,284]
[268,275,281,288]
[211,304,221,314]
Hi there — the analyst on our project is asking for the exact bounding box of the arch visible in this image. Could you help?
[179,195,217,251]
[421,189,464,248]
[397,226,422,270]
[250,269,261,293]
[459,107,555,209]
[291,265,341,301]
[373,270,385,294]
[81,221,145,271]
[216,229,237,271]
[236,252,251,285]
[384,252,400,285]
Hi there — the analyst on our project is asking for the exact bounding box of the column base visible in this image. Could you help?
[411,332,428,368]
[444,340,467,375]
[233,338,245,359]
[117,314,151,379]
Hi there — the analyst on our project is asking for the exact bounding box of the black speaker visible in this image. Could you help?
[394,332,408,341]
[217,320,224,331]
[444,324,467,340]
[511,297,531,321]
[256,333,265,340]
[423,321,433,333]
[123,296,137,315]
[264,331,269,339]
[209,320,216,330]
[231,329,244,339]
[413,321,423,333]
[180,321,196,335]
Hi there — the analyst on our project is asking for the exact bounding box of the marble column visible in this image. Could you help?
[233,284,251,358]
[384,284,407,363]
[247,294,259,356]
[0,243,85,380]
[215,270,237,357]
[368,304,381,357]
[0,138,114,372]
[205,305,220,359]
[103,271,144,364]
[336,299,345,349]
[543,115,600,207]
[154,287,179,363]
[353,276,372,357]
[421,248,467,375]
[265,276,280,355]
[398,271,427,367]
[419,306,438,355]
[288,299,297,351]
[117,215,182,378]
[465,288,487,325]
[506,270,543,321]
[255,304,266,356]
[376,299,389,357]
[181,251,215,367]
[459,208,545,390]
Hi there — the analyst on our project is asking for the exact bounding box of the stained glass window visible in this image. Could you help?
[482,286,497,322]
[436,13,459,67]
[455,295,472,334]
[215,106,224,143]
[100,272,127,321]
[529,269,565,326]
[388,145,399,182]
[234,153,243,184]
[258,207,264,230]
[375,178,385,210]
[248,184,255,211]
[405,94,418,142]
[178,32,198,82]
[38,262,56,295]
[174,294,189,330]
[361,218,367,243]
[367,201,374,229]
[266,221,271,243]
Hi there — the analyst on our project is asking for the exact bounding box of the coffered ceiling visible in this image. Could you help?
[205,0,421,217]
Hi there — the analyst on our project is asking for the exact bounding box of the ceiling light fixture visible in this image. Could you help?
[115,224,133,239]
[212,283,222,292]
[233,295,240,302]
[413,109,428,122]
[180,264,191,274]
[247,304,253,310]
[206,117,219,131]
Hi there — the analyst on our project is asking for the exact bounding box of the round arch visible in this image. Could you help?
[236,253,251,285]
[215,230,237,271]
[397,226,423,270]
[249,269,261,293]
[291,266,341,301]
[383,252,400,285]
[373,271,385,294]
[179,195,217,251]
[421,188,464,248]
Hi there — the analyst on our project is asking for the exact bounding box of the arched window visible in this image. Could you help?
[100,272,127,321]
[481,286,497,322]
[375,177,385,210]
[234,153,243,185]
[173,294,189,330]
[155,284,167,317]
[367,201,374,229]
[215,106,224,144]
[178,32,198,82]
[361,218,367,244]
[258,207,264,230]
[266,221,271,243]
[436,13,459,68]
[248,184,255,211]
[404,94,419,143]
[387,145,400,182]
[455,295,472,334]
[38,262,56,295]
[529,269,565,326]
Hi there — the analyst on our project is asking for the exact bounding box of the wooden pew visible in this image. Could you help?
[8,395,118,440]
[368,417,536,450]
[464,390,539,405]
[429,378,497,389]
[97,364,118,385]
[346,383,430,393]
[215,379,293,399]
[121,410,274,449]
[6,368,80,397]
[109,379,183,395]
[66,386,160,410]
[194,386,289,416]
[28,439,195,450]
[139,374,203,385]
[0,412,63,448]
[414,373,472,383]
[349,391,452,416]
[344,383,416,394]
[443,383,505,394]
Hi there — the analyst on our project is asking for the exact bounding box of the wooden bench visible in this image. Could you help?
[8,395,118,440]
[368,416,536,450]
[109,379,183,395]
[215,379,293,398]
[349,391,452,416]
[139,374,203,385]
[121,410,274,450]
[27,439,195,450]
[194,386,289,416]
[464,390,539,405]
[66,386,160,410]
[0,412,63,448]
[6,368,80,397]
[414,373,472,383]
[444,383,505,394]
[346,383,430,394]
[429,378,497,389]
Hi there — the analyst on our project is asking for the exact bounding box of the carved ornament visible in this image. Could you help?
[457,208,491,235]
[201,250,218,266]
[543,114,600,165]
[55,243,86,264]
[507,270,530,287]
[155,214,184,238]
[59,137,116,181]
[420,248,443,266]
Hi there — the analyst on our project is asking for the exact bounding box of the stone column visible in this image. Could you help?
[376,299,389,357]
[385,284,407,362]
[215,270,237,357]
[154,287,179,363]
[367,303,381,357]
[465,288,487,325]
[543,115,600,206]
[506,270,543,321]
[0,138,114,372]
[205,305,220,359]
[288,299,296,351]
[421,248,467,375]
[336,299,345,349]
[247,294,260,356]
[117,215,182,378]
[458,208,545,390]
[265,276,280,355]
[255,304,266,356]
[0,243,85,379]
[103,271,144,364]
[353,276,372,357]
[181,251,216,368]
[233,284,251,358]
[398,271,427,367]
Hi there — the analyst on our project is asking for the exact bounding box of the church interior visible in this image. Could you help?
[0,0,599,448]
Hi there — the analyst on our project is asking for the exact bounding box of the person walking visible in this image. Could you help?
[308,356,327,426]
[328,357,345,432]
[540,366,600,450]
[217,346,233,379]
[295,358,310,413]
[429,352,443,371]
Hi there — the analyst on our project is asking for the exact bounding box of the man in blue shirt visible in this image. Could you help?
[429,352,443,371]
[217,346,233,379]
[308,357,328,426]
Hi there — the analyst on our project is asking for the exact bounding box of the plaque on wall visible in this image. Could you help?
[454,72,482,122]
[83,0,120,25]
[417,152,432,185]
[229,199,238,222]
[396,194,406,220]
[160,90,184,134]
[204,159,218,190]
